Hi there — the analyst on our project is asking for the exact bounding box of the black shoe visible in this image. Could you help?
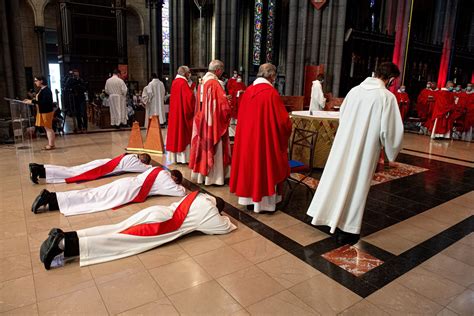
[29,164,38,184]
[40,228,64,270]
[246,204,254,211]
[335,229,360,245]
[31,189,50,214]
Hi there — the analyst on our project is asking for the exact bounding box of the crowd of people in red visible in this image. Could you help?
[394,81,473,140]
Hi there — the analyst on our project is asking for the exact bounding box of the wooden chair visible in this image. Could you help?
[281,96,304,112]
[283,127,319,207]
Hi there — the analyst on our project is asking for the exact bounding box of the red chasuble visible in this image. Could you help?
[189,78,232,176]
[120,191,199,236]
[65,154,126,183]
[229,82,292,202]
[395,91,410,120]
[113,167,163,209]
[229,81,247,119]
[430,90,455,134]
[166,78,195,152]
[416,89,430,119]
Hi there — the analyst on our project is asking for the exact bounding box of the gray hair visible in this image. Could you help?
[177,66,190,76]
[257,63,277,80]
[208,60,224,72]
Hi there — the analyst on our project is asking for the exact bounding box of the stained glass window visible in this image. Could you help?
[252,0,263,65]
[162,0,170,64]
[265,0,275,63]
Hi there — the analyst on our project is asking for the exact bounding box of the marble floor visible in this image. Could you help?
[0,131,472,315]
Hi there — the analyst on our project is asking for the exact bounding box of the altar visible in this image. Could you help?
[290,110,340,168]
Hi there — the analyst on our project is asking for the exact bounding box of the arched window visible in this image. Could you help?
[162,0,170,64]
[252,0,277,66]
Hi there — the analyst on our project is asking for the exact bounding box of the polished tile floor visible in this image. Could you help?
[0,131,472,315]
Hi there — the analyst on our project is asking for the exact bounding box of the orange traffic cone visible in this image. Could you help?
[143,115,165,154]
[126,121,144,152]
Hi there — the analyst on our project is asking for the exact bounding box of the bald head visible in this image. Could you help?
[208,60,224,78]
[257,63,277,83]
[177,66,191,78]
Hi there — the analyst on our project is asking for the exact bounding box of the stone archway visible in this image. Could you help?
[127,7,147,90]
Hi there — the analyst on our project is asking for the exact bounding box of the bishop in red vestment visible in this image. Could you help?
[230,63,292,213]
[166,66,196,164]
[189,60,232,185]
[430,82,455,139]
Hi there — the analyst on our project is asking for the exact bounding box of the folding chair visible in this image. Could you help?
[283,127,318,207]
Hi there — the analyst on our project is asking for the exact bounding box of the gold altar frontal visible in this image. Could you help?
[290,111,340,168]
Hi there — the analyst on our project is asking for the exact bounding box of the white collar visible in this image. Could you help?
[175,74,187,80]
[203,72,218,83]
[253,77,273,86]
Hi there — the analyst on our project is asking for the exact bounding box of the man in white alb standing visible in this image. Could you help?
[105,69,128,128]
[306,62,404,244]
[309,74,326,112]
[142,73,166,127]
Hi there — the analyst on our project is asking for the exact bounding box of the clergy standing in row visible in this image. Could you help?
[230,63,292,213]
[306,62,404,244]
[189,60,232,186]
[142,73,166,127]
[166,66,195,164]
[430,81,455,139]
[105,69,128,128]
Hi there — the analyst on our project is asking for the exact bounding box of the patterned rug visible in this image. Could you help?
[290,162,428,190]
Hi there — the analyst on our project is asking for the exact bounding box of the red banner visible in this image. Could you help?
[310,0,327,10]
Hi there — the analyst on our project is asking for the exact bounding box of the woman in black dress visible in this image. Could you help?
[25,75,56,150]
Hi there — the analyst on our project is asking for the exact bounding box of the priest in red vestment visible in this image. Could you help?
[226,70,239,94]
[189,60,232,186]
[430,81,455,139]
[166,66,196,164]
[228,77,247,119]
[395,85,410,121]
[230,63,292,213]
[416,82,435,120]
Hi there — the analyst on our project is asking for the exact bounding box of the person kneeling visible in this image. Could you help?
[39,192,236,270]
[31,167,185,216]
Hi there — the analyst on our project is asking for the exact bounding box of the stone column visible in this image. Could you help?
[284,0,298,95]
[149,0,162,76]
[34,26,48,78]
[437,0,459,87]
[293,0,309,95]
[392,0,411,85]
[6,0,26,98]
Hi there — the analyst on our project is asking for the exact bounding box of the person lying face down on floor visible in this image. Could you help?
[39,192,236,270]
[29,153,152,184]
[31,167,186,216]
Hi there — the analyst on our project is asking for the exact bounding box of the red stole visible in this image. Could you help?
[120,191,199,236]
[189,79,232,176]
[113,167,163,209]
[65,154,126,183]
